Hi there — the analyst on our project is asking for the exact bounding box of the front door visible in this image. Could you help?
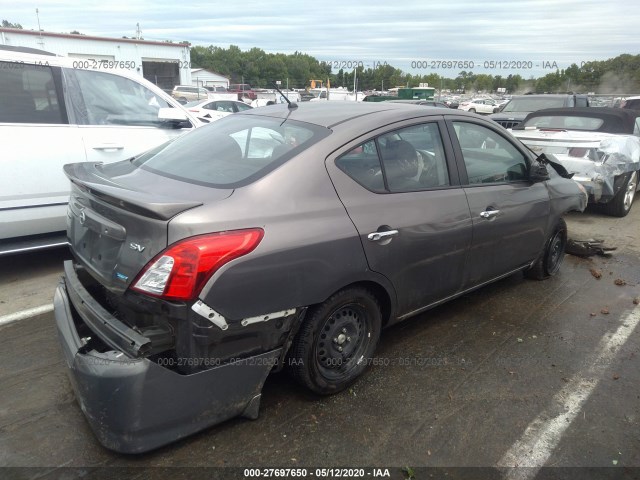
[445,119,550,287]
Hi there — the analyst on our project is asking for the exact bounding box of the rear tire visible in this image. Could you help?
[525,218,567,280]
[600,171,637,217]
[287,287,381,395]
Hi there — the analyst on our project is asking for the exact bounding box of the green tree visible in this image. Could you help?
[2,20,23,28]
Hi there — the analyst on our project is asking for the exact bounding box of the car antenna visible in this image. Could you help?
[272,81,298,110]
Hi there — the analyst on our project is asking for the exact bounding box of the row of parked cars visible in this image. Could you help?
[2,46,638,453]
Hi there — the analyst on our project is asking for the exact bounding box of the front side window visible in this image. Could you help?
[0,62,64,124]
[215,101,236,113]
[453,122,528,184]
[235,102,252,111]
[66,69,171,126]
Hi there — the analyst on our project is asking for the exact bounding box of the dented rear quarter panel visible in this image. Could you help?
[168,139,397,322]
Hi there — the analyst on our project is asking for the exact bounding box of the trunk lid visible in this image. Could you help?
[64,160,233,293]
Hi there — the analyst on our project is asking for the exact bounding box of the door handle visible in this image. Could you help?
[367,230,399,242]
[91,144,125,151]
[480,209,500,219]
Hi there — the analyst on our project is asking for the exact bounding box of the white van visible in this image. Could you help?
[0,47,202,255]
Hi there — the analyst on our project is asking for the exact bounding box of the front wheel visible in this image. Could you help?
[469,108,476,113]
[601,171,637,217]
[287,287,382,395]
[525,218,567,280]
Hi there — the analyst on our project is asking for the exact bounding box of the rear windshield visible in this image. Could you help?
[133,115,329,188]
[502,97,567,112]
[523,115,604,130]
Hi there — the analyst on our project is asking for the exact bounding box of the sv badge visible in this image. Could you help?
[129,242,145,252]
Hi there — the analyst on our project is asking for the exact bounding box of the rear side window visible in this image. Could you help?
[336,122,450,193]
[66,68,171,126]
[0,62,64,124]
[134,115,329,187]
[336,140,386,193]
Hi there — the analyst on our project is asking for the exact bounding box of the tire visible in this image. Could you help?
[525,218,567,280]
[600,171,638,217]
[469,108,476,113]
[493,108,499,113]
[287,287,382,395]
[178,97,187,104]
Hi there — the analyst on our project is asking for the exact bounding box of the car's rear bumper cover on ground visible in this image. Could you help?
[53,266,279,454]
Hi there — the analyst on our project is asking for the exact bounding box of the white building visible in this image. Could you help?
[0,27,191,90]
[191,68,229,89]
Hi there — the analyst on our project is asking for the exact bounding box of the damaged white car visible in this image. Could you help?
[511,107,640,216]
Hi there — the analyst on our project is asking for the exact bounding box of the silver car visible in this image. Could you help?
[54,102,587,453]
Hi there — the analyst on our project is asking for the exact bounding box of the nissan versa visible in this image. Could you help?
[54,102,587,453]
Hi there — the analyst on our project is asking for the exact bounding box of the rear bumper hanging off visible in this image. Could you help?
[53,263,280,453]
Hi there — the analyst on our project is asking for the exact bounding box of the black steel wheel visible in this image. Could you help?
[525,218,567,280]
[287,287,381,395]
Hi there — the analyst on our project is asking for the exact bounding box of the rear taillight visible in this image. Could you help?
[131,229,264,301]
[568,147,589,157]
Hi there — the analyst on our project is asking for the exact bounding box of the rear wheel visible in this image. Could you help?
[287,287,381,395]
[525,218,567,280]
[601,171,637,217]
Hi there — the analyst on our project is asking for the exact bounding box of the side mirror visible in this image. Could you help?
[158,107,188,122]
[529,161,550,183]
[157,107,192,129]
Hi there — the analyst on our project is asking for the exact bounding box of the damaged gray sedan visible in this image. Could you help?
[54,102,586,453]
[511,107,640,216]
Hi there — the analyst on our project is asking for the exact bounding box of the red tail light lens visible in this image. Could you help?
[131,229,264,301]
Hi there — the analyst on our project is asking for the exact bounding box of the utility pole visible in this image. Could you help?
[136,23,142,40]
[35,8,44,48]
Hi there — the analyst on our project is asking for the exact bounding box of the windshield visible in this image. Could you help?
[502,97,567,112]
[133,115,329,188]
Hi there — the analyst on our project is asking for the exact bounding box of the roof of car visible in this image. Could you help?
[240,101,463,128]
[512,94,581,98]
[519,107,640,134]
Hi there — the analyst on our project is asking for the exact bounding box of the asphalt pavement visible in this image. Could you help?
[0,208,638,479]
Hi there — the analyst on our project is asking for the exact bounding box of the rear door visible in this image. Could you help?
[0,60,85,238]
[444,117,550,288]
[326,119,473,318]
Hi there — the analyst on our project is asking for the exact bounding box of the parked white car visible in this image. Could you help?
[0,46,201,254]
[184,99,252,122]
[458,98,501,114]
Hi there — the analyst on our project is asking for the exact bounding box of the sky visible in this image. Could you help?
[4,0,640,78]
